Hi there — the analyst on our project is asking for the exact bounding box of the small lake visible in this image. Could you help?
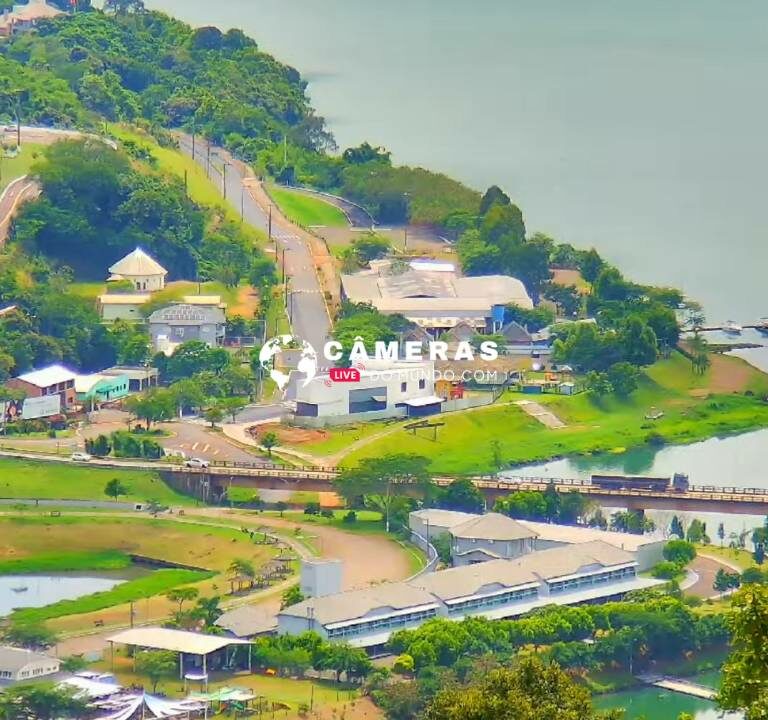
[594,673,742,719]
[504,428,768,537]
[0,572,135,617]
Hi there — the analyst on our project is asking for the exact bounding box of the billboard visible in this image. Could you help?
[1,394,62,422]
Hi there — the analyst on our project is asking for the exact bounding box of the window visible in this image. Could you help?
[401,382,407,392]
[0,671,11,679]
[419,379,426,390]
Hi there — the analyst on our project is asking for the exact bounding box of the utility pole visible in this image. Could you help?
[240,186,244,221]
[268,205,273,242]
[206,142,211,177]
[191,116,196,158]
[283,134,287,167]
[281,248,286,285]
[222,162,228,200]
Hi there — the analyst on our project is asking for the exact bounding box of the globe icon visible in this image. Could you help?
[258,335,318,391]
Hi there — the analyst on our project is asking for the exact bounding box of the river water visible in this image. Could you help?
[0,574,125,616]
[144,0,768,325]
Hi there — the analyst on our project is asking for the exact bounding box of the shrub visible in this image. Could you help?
[304,502,321,515]
[652,561,682,580]
[663,539,697,566]
[320,509,334,518]
[342,510,357,524]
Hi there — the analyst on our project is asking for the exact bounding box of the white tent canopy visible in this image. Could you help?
[94,693,204,720]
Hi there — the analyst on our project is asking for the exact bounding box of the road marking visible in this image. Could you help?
[191,442,199,450]
[213,449,220,456]
[202,444,210,452]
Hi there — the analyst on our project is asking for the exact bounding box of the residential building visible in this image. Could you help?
[101,366,159,393]
[449,513,539,566]
[75,373,130,405]
[277,541,662,652]
[340,259,533,335]
[182,295,227,311]
[6,364,77,410]
[98,294,151,323]
[0,646,61,685]
[0,1,63,37]
[215,606,278,639]
[148,304,226,352]
[293,360,442,425]
[409,509,666,571]
[108,248,168,292]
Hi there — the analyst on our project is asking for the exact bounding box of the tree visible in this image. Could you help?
[2,623,57,649]
[88,434,112,457]
[103,0,145,13]
[579,248,604,284]
[0,684,87,720]
[281,585,305,609]
[334,454,433,532]
[619,316,658,366]
[720,585,768,717]
[689,333,711,376]
[713,569,740,593]
[542,282,581,317]
[755,543,766,566]
[135,650,176,693]
[718,522,726,547]
[686,518,709,544]
[670,515,684,539]
[218,396,247,422]
[261,431,279,457]
[438,478,484,513]
[165,587,199,614]
[169,378,205,417]
[423,656,621,720]
[585,371,612,398]
[431,532,453,565]
[124,389,174,430]
[663,540,697,566]
[392,654,415,676]
[104,478,128,502]
[204,404,224,428]
[606,362,640,397]
[741,567,766,585]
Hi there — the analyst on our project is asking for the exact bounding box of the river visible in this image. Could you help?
[144,0,768,325]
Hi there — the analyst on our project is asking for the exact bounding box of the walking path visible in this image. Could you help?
[514,400,566,429]
[686,553,743,599]
[0,177,40,244]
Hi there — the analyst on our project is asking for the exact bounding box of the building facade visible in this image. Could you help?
[75,373,130,405]
[0,647,60,685]
[6,364,77,410]
[108,248,168,292]
[148,304,226,351]
[99,294,151,323]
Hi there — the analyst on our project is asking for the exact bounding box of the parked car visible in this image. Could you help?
[185,457,210,469]
[70,452,92,462]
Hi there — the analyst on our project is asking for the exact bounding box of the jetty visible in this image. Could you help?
[637,674,716,700]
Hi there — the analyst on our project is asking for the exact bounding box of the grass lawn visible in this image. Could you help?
[341,352,768,474]
[269,185,349,228]
[0,550,131,574]
[67,281,105,301]
[0,515,281,632]
[700,545,755,571]
[0,143,44,191]
[281,422,386,456]
[0,458,192,505]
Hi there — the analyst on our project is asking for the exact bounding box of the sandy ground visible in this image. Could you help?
[704,353,755,393]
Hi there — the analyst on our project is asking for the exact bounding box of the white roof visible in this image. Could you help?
[12,1,63,21]
[518,520,665,551]
[108,248,167,278]
[75,374,106,394]
[107,627,251,655]
[16,364,76,388]
[402,395,444,407]
[99,294,151,306]
[0,645,58,671]
[410,509,476,528]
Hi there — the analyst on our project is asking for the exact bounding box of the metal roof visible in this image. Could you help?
[450,513,539,541]
[15,364,76,388]
[410,559,539,601]
[108,248,167,278]
[0,646,58,672]
[215,606,278,638]
[517,520,665,552]
[107,627,251,655]
[148,304,225,325]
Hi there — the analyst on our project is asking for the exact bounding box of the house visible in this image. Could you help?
[215,606,278,639]
[6,364,77,410]
[449,513,539,566]
[277,541,662,652]
[75,373,130,405]
[148,304,226,352]
[98,293,151,323]
[293,360,442,425]
[409,509,666,571]
[0,646,61,685]
[340,259,533,335]
[0,1,64,37]
[108,248,168,292]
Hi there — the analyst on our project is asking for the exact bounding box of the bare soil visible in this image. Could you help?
[249,424,330,446]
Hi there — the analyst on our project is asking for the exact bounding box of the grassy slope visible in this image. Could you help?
[0,550,131,573]
[0,143,44,191]
[0,458,192,505]
[340,352,768,474]
[269,185,349,227]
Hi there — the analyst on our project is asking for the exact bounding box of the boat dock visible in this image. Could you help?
[637,674,716,700]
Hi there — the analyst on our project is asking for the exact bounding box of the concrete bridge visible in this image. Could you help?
[163,463,768,514]
[637,674,717,700]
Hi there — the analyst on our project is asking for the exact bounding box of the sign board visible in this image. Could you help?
[1,394,61,422]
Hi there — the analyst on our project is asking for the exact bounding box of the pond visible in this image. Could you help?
[0,570,142,617]
[594,673,742,720]
[503,428,768,537]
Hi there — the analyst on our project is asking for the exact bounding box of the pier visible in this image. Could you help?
[637,674,716,700]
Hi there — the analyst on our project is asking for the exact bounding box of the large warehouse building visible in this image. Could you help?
[277,541,663,652]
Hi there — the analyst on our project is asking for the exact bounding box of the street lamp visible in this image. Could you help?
[403,192,411,251]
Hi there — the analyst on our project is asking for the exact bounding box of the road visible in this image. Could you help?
[0,177,40,244]
[176,134,332,364]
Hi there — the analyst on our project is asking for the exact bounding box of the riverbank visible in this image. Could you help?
[329,352,768,474]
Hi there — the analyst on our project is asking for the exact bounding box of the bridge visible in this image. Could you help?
[162,462,768,514]
[637,674,716,700]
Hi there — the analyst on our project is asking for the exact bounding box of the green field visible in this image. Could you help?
[0,550,131,574]
[341,352,768,474]
[0,458,192,505]
[0,143,44,191]
[269,185,349,228]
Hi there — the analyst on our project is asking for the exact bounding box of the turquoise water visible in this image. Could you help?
[146,0,768,322]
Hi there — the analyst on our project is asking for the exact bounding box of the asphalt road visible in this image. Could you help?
[176,135,332,362]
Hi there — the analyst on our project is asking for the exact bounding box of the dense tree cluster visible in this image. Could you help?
[493,485,593,524]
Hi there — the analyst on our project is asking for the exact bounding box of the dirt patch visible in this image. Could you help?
[705,353,754,393]
[551,268,589,293]
[248,424,330,446]
[230,285,260,316]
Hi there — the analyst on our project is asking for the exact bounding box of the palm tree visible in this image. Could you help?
[689,332,711,376]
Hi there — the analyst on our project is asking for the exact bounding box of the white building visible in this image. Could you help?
[108,248,168,292]
[277,541,662,652]
[300,559,343,598]
[0,646,60,684]
[409,509,666,571]
[294,360,442,425]
[99,293,151,323]
[340,260,533,334]
[0,1,63,37]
